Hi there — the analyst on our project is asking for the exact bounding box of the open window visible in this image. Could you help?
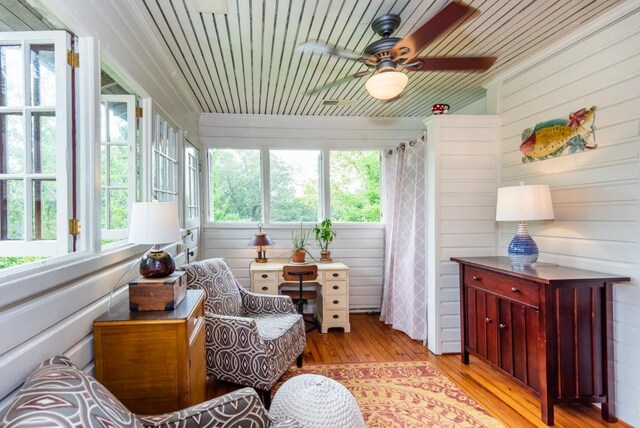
[0,31,73,269]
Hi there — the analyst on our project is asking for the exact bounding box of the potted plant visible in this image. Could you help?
[291,223,311,263]
[313,218,337,262]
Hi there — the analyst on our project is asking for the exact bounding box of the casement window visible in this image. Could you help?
[207,148,381,224]
[0,31,73,269]
[152,114,180,203]
[184,142,200,229]
[100,95,137,244]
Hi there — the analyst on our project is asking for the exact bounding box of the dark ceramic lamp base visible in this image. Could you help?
[139,249,176,278]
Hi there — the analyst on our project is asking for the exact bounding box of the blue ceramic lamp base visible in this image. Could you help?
[507,222,539,267]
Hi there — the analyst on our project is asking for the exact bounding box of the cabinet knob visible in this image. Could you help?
[485,317,492,323]
[332,314,339,319]
[332,273,339,277]
[473,275,481,281]
[333,300,339,305]
[261,286,268,291]
[188,250,194,256]
[499,323,508,330]
[511,287,519,293]
[332,285,339,290]
[261,274,268,279]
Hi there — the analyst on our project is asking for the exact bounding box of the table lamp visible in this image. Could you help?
[128,200,181,277]
[248,223,274,263]
[496,184,554,267]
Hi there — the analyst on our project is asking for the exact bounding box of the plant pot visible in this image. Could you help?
[291,250,306,263]
[320,251,332,262]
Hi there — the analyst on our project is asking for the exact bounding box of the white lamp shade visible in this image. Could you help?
[128,202,181,244]
[496,184,554,221]
[365,71,408,100]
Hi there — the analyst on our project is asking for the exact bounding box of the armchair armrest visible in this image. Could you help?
[240,287,297,315]
[206,312,267,347]
[138,387,293,428]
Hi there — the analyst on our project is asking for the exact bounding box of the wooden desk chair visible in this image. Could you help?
[281,265,321,332]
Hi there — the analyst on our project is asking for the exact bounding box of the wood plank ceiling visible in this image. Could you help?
[1,0,627,117]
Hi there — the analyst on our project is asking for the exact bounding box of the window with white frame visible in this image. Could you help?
[152,114,180,203]
[207,148,381,224]
[184,142,200,229]
[100,95,136,244]
[0,31,73,270]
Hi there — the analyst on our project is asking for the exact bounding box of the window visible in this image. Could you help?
[184,142,200,229]
[152,114,180,203]
[207,148,381,224]
[209,148,261,222]
[270,150,320,222]
[330,150,381,222]
[0,31,72,269]
[100,95,136,243]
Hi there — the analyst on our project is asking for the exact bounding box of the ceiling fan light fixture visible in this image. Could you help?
[365,71,408,100]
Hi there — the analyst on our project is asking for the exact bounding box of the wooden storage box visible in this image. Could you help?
[129,271,187,311]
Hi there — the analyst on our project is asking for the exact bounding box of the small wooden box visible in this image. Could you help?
[129,271,187,311]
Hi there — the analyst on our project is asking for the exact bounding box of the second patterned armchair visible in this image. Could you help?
[180,258,306,407]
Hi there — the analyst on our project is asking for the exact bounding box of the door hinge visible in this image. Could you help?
[68,219,81,237]
[67,51,79,68]
[135,106,143,118]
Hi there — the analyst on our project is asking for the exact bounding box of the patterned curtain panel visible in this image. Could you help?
[380,140,427,342]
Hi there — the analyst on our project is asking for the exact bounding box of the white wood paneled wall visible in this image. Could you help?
[200,114,425,311]
[425,115,500,355]
[489,5,640,425]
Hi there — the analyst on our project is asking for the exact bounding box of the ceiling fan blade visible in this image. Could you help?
[297,40,375,63]
[404,56,496,72]
[305,70,372,95]
[392,1,479,60]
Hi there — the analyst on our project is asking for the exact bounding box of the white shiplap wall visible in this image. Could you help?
[425,115,500,355]
[200,114,425,310]
[489,4,640,425]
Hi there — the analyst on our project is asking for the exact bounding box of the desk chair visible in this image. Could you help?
[281,265,321,333]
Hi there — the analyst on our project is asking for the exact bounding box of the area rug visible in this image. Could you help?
[275,361,504,428]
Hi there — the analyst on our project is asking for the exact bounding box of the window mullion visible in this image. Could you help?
[262,147,270,224]
[322,148,330,220]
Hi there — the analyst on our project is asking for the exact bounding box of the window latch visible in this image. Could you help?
[68,219,81,237]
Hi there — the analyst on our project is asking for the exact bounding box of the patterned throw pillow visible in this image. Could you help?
[1,355,140,427]
[181,258,243,316]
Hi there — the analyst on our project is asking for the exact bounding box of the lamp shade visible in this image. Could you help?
[248,234,274,247]
[128,202,181,245]
[496,184,554,222]
[365,71,408,100]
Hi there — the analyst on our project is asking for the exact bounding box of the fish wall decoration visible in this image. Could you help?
[520,106,597,163]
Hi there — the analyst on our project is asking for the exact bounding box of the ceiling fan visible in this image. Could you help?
[298,1,496,101]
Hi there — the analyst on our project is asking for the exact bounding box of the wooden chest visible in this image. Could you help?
[129,271,187,311]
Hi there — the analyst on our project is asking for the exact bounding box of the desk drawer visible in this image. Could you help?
[324,310,348,324]
[324,295,347,310]
[324,280,347,296]
[324,270,347,281]
[253,283,279,295]
[464,267,539,308]
[253,271,278,282]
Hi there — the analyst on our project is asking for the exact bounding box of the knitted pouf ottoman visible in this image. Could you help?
[270,374,365,428]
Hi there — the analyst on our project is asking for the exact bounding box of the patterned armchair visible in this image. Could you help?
[1,355,300,428]
[180,259,306,406]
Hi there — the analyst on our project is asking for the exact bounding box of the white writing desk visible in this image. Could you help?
[249,259,350,333]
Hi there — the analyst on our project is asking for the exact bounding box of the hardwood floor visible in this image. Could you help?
[207,313,630,428]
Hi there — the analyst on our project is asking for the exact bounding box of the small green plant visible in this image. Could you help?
[313,218,337,253]
[291,223,311,252]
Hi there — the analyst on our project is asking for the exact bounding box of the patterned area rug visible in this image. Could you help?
[275,361,504,428]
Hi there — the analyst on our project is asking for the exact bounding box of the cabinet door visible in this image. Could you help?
[188,316,206,406]
[497,298,540,392]
[465,286,498,365]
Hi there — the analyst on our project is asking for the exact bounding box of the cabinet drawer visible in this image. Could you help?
[253,283,279,295]
[324,270,347,281]
[465,267,539,308]
[187,298,205,340]
[324,280,347,295]
[253,271,278,282]
[324,295,347,310]
[324,310,348,323]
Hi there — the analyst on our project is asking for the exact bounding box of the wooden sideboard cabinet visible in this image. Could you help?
[93,289,206,414]
[250,260,350,333]
[451,257,629,426]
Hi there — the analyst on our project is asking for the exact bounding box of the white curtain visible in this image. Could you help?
[380,140,427,343]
